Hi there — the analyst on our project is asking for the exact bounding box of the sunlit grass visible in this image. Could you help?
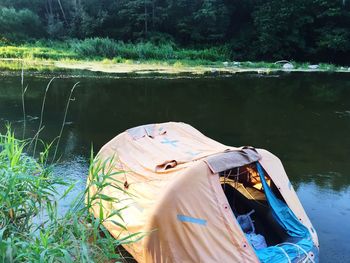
[0,38,230,64]
[0,59,56,71]
[0,45,77,60]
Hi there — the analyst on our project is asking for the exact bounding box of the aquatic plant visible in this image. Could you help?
[52,81,80,162]
[0,128,59,235]
[31,77,55,157]
[20,65,28,139]
[0,128,137,262]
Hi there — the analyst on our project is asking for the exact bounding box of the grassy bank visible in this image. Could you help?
[0,38,230,62]
[0,38,349,74]
[0,128,137,262]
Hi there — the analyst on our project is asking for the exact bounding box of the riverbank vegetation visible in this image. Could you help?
[0,39,230,65]
[0,127,136,262]
[0,39,349,74]
[1,0,350,65]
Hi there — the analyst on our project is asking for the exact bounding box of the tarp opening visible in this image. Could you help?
[255,163,316,263]
[220,162,317,262]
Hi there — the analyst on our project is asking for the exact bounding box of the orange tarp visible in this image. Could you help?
[87,122,318,262]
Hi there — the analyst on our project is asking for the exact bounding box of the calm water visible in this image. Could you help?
[1,71,350,262]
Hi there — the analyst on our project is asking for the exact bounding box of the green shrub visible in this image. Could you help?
[70,37,230,61]
[70,37,120,59]
[119,41,175,60]
[176,46,231,61]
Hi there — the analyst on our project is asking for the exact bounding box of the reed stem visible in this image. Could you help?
[32,77,56,157]
[52,81,79,162]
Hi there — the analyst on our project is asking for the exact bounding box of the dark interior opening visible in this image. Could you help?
[220,164,289,246]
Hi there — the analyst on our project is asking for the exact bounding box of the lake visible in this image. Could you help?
[1,71,349,262]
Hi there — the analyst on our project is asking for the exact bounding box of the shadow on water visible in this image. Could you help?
[1,71,350,262]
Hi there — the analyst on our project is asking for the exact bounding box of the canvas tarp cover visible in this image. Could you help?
[87,122,318,263]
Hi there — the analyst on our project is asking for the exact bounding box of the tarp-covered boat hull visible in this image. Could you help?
[87,122,319,262]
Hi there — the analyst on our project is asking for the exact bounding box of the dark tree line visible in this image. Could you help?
[0,0,350,63]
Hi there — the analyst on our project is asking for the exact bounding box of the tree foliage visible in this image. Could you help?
[0,0,349,63]
[0,7,43,41]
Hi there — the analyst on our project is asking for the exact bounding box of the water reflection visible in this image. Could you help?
[3,72,349,189]
[297,183,350,262]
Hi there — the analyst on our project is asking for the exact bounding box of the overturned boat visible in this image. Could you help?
[87,122,319,263]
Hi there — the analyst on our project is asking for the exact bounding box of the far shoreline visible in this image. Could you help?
[1,58,350,76]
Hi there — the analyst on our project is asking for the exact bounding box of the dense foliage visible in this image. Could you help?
[0,0,349,63]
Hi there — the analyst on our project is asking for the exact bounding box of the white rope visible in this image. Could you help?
[276,246,292,263]
[277,242,315,263]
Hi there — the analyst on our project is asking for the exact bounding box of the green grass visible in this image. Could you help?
[0,127,138,262]
[0,38,230,62]
[0,46,77,60]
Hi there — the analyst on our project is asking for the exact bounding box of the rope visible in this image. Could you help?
[276,246,292,263]
[223,169,232,191]
[277,242,315,263]
[239,185,268,207]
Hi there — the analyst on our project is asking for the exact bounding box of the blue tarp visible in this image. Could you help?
[254,163,317,263]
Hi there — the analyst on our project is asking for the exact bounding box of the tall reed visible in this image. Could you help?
[32,77,55,157]
[20,64,28,139]
[52,81,79,162]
